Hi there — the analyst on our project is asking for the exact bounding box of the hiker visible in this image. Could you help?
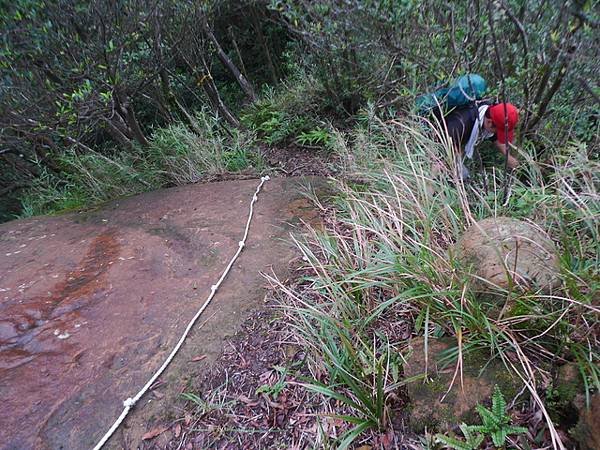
[441,102,520,178]
[417,74,520,178]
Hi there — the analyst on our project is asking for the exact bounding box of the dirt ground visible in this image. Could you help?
[142,292,412,450]
[0,176,328,450]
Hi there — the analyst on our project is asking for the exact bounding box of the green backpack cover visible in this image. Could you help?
[416,74,487,115]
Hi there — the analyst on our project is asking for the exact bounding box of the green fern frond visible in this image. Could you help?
[476,404,501,429]
[459,423,473,440]
[460,424,485,449]
[465,425,487,434]
[492,385,507,419]
[435,434,473,450]
[491,429,508,447]
[471,433,485,448]
[505,425,528,435]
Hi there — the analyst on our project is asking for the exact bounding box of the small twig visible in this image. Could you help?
[487,0,513,204]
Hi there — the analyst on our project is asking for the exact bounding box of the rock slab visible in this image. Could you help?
[0,176,326,450]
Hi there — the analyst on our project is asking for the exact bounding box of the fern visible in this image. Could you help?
[436,386,527,449]
[436,424,484,450]
[492,385,507,418]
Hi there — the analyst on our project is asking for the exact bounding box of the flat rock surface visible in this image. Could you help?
[0,176,325,450]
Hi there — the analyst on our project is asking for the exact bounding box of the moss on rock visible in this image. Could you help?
[404,336,523,433]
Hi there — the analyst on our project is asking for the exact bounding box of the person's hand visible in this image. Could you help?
[495,142,519,169]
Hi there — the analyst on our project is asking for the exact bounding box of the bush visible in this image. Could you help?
[240,75,332,147]
[19,111,263,217]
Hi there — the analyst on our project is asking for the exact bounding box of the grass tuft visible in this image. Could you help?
[19,110,263,217]
[274,113,599,448]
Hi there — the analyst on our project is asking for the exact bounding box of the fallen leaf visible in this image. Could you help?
[142,426,168,440]
[237,394,259,407]
[259,370,273,382]
[173,423,182,438]
[152,390,163,399]
[184,414,192,426]
[381,429,394,449]
[190,354,207,362]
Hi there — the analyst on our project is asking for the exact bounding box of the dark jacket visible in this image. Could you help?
[438,102,496,148]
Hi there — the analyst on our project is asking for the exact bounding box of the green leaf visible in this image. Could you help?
[476,404,501,429]
[459,423,474,441]
[301,382,365,414]
[466,425,487,434]
[505,425,528,435]
[492,385,507,419]
[491,429,507,447]
[338,421,373,450]
[471,433,485,448]
[435,434,472,450]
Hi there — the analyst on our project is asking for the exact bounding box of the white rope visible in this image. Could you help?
[93,175,270,450]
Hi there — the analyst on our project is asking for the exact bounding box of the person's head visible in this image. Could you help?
[484,103,519,144]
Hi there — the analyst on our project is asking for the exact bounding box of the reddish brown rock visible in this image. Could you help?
[0,177,326,450]
[404,337,521,432]
[572,394,600,450]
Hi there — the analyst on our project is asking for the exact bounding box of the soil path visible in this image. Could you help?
[0,176,326,450]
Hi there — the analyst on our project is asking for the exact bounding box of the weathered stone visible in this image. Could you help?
[456,216,560,293]
[405,337,522,432]
[555,363,582,405]
[549,364,600,450]
[0,177,327,449]
[572,394,600,450]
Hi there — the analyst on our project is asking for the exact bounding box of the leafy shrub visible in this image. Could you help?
[296,127,332,148]
[240,76,325,145]
[20,111,263,217]
[21,150,151,217]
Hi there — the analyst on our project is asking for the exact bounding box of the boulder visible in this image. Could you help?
[404,337,522,432]
[456,216,560,293]
[572,394,600,450]
[551,364,600,450]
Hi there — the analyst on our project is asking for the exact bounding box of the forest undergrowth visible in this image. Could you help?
[266,113,599,449]
[1,1,598,448]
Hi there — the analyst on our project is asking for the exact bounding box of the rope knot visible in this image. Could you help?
[238,241,245,248]
[123,398,136,408]
[210,285,217,292]
[261,175,270,181]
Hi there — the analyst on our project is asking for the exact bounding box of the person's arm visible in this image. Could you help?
[495,141,519,169]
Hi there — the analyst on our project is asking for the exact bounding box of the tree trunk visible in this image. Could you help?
[196,57,239,128]
[124,103,150,147]
[201,74,240,128]
[202,19,257,102]
[228,26,249,81]
[104,119,135,149]
[113,88,150,147]
[152,12,177,122]
[250,6,278,84]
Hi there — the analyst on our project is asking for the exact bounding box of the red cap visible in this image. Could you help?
[488,103,519,144]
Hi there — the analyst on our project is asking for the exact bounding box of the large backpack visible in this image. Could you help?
[416,74,487,115]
